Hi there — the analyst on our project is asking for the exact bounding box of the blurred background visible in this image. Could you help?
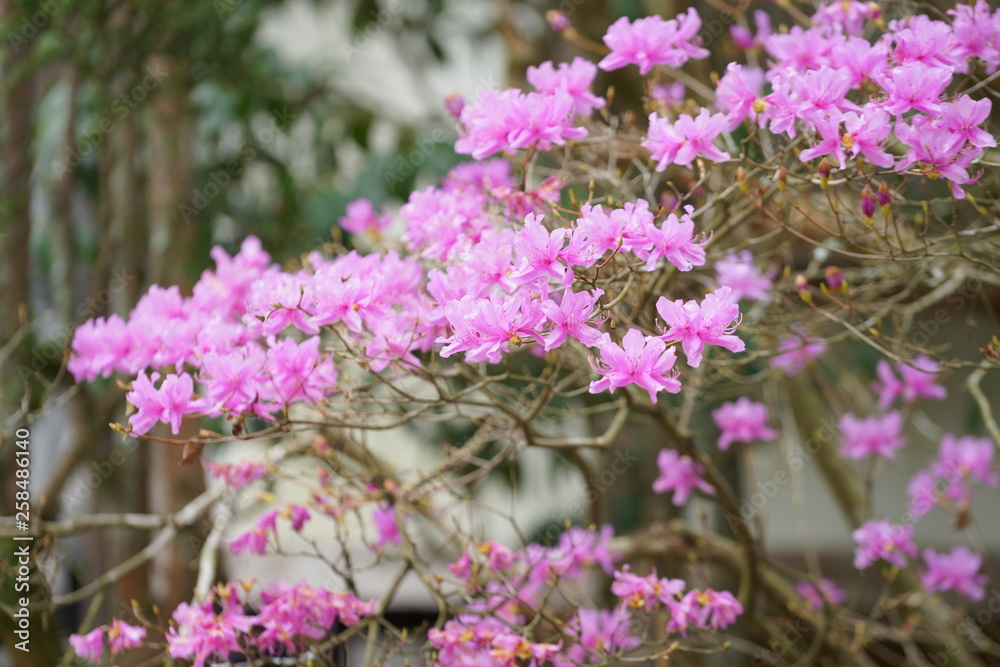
[1,0,997,665]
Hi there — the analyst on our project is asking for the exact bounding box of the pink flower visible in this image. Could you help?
[813,0,878,35]
[895,119,978,199]
[653,449,715,506]
[527,57,605,116]
[890,16,963,71]
[246,270,317,336]
[841,109,895,169]
[798,112,848,170]
[878,63,952,116]
[230,509,279,556]
[907,470,939,519]
[589,329,681,403]
[126,371,198,435]
[940,95,996,149]
[651,81,685,106]
[338,198,392,235]
[730,10,771,51]
[631,205,707,272]
[795,67,856,120]
[712,397,776,451]
[365,320,425,373]
[205,460,270,490]
[852,519,917,569]
[763,26,831,74]
[611,564,686,611]
[715,250,772,302]
[548,525,617,578]
[286,504,311,531]
[199,347,268,417]
[108,619,146,654]
[932,434,997,505]
[795,578,847,610]
[839,412,906,460]
[565,200,655,265]
[872,355,947,409]
[950,1,1000,64]
[510,213,571,286]
[443,159,514,193]
[540,289,604,350]
[715,63,765,130]
[770,335,826,376]
[68,314,137,382]
[70,628,105,662]
[573,607,640,653]
[265,336,338,406]
[456,89,587,160]
[372,503,401,550]
[921,546,987,601]
[657,287,745,368]
[167,599,246,667]
[438,293,545,364]
[644,109,732,170]
[598,10,708,75]
[696,589,744,630]
[666,590,701,635]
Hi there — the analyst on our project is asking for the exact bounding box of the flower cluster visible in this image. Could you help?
[611,565,743,634]
[64,1,1000,664]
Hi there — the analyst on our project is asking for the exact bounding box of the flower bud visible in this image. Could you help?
[824,266,846,293]
[776,166,787,193]
[795,274,812,304]
[444,93,464,119]
[737,166,748,194]
[546,10,570,34]
[730,25,755,50]
[877,180,892,217]
[860,185,875,223]
[818,158,831,190]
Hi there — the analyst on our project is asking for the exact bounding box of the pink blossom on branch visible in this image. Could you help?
[338,197,392,235]
[455,89,587,160]
[712,397,777,451]
[839,411,906,460]
[527,57,605,116]
[631,205,708,272]
[715,250,772,302]
[540,288,604,351]
[921,546,988,601]
[598,10,708,75]
[852,519,917,569]
[126,371,200,435]
[589,329,682,403]
[644,109,732,170]
[438,293,545,364]
[872,355,947,409]
[652,449,715,506]
[656,287,745,368]
[795,578,847,610]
